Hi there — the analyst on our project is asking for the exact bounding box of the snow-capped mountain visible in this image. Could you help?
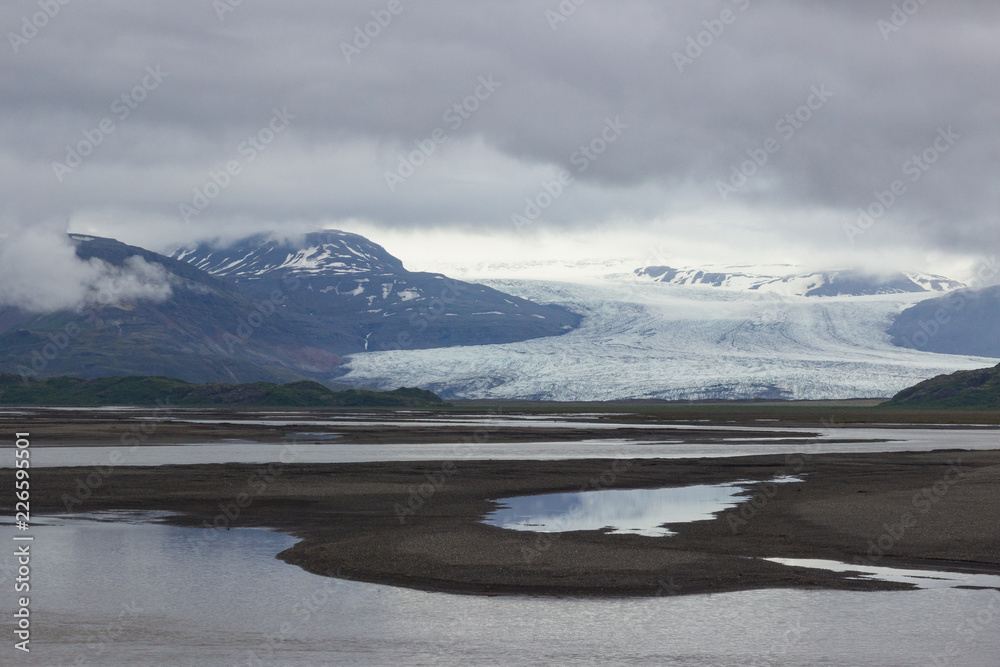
[173,230,403,278]
[0,235,340,384]
[0,232,580,383]
[338,276,997,401]
[5,231,989,399]
[171,231,580,355]
[635,266,964,297]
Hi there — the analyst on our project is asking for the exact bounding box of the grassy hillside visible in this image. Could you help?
[885,363,1000,409]
[0,374,444,408]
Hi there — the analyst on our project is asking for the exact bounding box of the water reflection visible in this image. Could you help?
[2,518,999,665]
[8,426,1000,468]
[484,478,802,537]
[767,558,1000,590]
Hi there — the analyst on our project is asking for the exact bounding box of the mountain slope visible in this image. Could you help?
[170,231,580,355]
[886,363,1000,409]
[0,235,334,384]
[0,232,580,384]
[888,285,1000,358]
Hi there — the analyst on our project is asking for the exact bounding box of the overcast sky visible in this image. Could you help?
[1,0,998,286]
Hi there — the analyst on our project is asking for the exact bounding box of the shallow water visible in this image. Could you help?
[12,426,1000,467]
[1,518,998,666]
[766,558,1000,590]
[484,477,803,537]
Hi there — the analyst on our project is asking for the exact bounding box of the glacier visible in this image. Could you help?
[337,275,999,401]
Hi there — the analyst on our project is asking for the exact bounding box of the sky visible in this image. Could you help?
[1,0,999,306]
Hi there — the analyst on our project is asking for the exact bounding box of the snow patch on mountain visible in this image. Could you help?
[635,266,965,297]
[170,230,404,278]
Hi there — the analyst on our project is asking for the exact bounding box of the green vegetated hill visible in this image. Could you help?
[0,374,445,408]
[886,362,1000,409]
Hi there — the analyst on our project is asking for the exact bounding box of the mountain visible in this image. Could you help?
[0,373,445,407]
[0,234,328,384]
[635,266,964,297]
[0,232,579,384]
[886,363,1000,409]
[888,285,1000,358]
[170,231,580,356]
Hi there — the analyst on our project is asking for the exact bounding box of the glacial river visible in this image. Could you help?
[2,416,999,664]
[0,516,997,666]
[13,424,1000,467]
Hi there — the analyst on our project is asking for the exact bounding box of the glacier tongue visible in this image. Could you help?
[338,278,998,401]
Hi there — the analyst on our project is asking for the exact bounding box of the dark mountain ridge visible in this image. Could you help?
[170,230,580,356]
[0,231,580,384]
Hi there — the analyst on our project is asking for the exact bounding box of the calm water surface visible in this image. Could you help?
[3,415,998,664]
[484,477,803,537]
[13,426,1000,468]
[1,518,998,666]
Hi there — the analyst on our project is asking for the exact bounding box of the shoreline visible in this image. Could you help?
[9,449,1000,598]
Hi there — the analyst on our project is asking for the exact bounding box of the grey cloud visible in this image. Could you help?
[0,0,998,268]
[0,222,172,312]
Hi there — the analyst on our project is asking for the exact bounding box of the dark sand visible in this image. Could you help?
[3,407,828,445]
[9,448,1000,598]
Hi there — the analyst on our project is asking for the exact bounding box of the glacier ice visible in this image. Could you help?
[337,276,998,401]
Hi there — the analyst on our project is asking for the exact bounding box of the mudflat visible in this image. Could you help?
[12,448,1000,598]
[2,407,829,445]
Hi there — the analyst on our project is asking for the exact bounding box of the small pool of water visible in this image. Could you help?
[767,558,1000,590]
[484,477,803,537]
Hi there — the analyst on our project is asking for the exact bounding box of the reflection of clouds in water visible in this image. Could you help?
[2,518,998,664]
[487,483,766,537]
